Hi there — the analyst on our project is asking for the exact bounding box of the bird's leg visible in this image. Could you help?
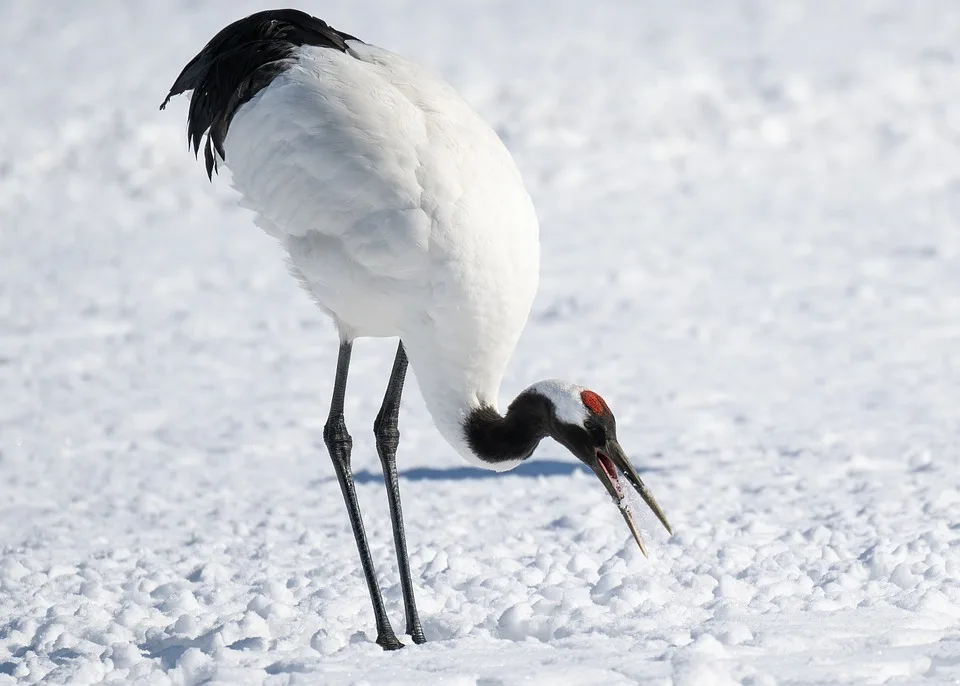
[323,341,403,651]
[374,342,427,644]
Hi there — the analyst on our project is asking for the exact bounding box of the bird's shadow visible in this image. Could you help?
[352,459,589,484]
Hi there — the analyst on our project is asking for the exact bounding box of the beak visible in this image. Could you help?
[591,439,672,557]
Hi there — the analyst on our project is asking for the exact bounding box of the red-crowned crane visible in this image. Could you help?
[161,8,672,650]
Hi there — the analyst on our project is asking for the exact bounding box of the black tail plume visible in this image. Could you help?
[160,9,358,179]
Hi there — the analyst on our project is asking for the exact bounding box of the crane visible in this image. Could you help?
[161,8,672,650]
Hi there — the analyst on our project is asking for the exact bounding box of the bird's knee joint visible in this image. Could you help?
[324,417,353,456]
[374,411,399,436]
[374,416,400,452]
[376,434,400,458]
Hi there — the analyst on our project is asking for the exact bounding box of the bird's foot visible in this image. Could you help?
[376,633,405,651]
[407,626,427,645]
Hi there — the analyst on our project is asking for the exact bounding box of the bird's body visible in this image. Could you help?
[222,40,538,466]
[163,9,670,650]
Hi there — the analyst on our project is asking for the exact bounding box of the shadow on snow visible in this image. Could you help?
[353,459,604,484]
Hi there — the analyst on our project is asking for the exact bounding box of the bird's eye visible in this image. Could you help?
[586,421,606,445]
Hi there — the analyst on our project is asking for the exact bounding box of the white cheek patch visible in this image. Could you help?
[526,379,589,426]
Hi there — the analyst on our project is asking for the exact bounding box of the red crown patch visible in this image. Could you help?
[580,390,609,416]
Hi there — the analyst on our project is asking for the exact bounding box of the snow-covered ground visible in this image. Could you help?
[3,1,960,683]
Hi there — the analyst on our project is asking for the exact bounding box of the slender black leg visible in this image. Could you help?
[374,342,426,644]
[323,341,403,651]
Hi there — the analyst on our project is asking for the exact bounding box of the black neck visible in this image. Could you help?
[463,391,550,464]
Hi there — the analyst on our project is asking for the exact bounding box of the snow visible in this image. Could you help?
[2,1,959,684]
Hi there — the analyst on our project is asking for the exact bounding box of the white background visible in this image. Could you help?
[1,1,958,683]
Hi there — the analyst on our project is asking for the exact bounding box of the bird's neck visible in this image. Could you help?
[400,337,549,471]
[402,318,537,471]
[462,392,550,468]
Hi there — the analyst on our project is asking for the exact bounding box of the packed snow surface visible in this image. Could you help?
[2,1,960,684]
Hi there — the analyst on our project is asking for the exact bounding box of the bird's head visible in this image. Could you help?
[528,381,673,556]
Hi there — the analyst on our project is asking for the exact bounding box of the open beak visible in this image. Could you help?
[591,440,672,557]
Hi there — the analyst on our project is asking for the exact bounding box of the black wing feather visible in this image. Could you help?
[160,9,360,179]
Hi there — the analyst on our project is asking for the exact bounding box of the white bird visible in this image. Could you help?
[162,8,671,650]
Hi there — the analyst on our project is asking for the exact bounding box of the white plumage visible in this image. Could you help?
[162,9,670,650]
[223,42,539,466]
